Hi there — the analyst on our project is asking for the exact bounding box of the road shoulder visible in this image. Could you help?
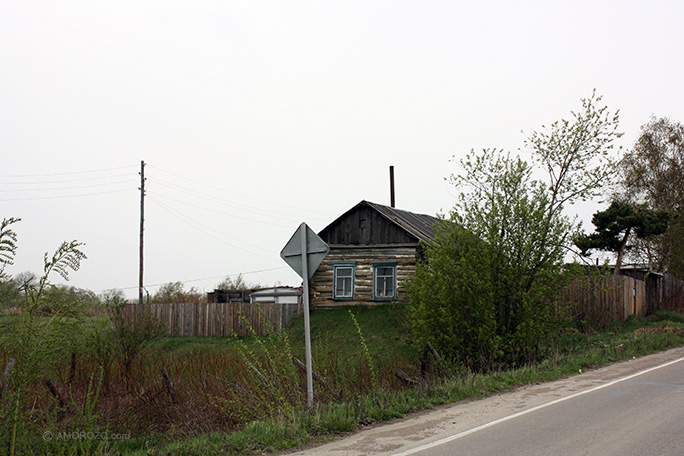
[283,346,684,456]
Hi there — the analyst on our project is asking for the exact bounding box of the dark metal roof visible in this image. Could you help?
[364,201,440,243]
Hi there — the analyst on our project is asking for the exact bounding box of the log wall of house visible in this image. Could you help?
[309,245,419,309]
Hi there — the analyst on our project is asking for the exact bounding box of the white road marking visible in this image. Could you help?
[392,356,684,456]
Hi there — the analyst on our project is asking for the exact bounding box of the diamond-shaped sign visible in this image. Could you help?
[280,223,329,279]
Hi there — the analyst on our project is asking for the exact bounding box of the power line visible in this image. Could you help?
[148,190,298,228]
[0,165,139,201]
[0,178,138,193]
[0,188,136,202]
[0,172,135,185]
[148,164,336,218]
[0,165,138,178]
[148,195,281,260]
[148,176,330,224]
[105,267,289,292]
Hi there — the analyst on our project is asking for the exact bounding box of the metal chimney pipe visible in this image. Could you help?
[389,165,396,208]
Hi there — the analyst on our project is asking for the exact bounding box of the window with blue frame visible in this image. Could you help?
[373,262,396,300]
[333,263,355,299]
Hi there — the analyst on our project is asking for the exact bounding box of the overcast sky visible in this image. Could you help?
[2,0,683,298]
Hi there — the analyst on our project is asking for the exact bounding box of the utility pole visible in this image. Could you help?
[139,160,146,317]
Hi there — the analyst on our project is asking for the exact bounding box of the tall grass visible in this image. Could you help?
[2,303,684,455]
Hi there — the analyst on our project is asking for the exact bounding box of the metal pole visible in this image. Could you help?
[389,165,395,208]
[300,222,314,408]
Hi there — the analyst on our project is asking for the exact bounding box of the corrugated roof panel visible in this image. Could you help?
[365,201,439,243]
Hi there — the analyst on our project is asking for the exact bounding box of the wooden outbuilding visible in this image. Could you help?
[309,200,439,309]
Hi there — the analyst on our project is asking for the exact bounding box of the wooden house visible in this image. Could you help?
[309,200,439,309]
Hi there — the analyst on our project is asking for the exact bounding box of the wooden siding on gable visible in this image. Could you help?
[310,245,418,309]
[319,205,418,246]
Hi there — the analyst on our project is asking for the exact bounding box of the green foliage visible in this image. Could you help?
[407,222,500,371]
[407,92,622,372]
[105,294,165,378]
[526,90,622,209]
[139,312,684,456]
[621,117,684,211]
[2,296,683,455]
[0,219,25,309]
[43,285,102,310]
[214,273,261,291]
[217,307,301,423]
[150,281,206,304]
[0,271,39,311]
[619,117,684,276]
[0,217,20,280]
[0,277,24,310]
[0,226,92,456]
[652,309,684,324]
[575,200,671,271]
[348,310,378,388]
[41,240,87,284]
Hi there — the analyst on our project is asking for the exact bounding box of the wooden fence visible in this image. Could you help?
[662,274,684,310]
[125,301,302,337]
[558,274,647,323]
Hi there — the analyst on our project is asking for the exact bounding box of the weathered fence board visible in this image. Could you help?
[124,301,301,337]
[662,275,684,310]
[558,274,647,323]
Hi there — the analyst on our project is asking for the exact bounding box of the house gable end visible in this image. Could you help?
[318,202,419,245]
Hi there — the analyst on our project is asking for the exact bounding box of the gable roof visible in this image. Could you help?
[318,200,440,244]
[364,201,439,243]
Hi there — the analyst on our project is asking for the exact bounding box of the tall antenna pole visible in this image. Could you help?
[139,160,146,315]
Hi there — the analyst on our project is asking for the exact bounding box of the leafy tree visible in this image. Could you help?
[13,271,37,296]
[619,117,684,276]
[100,287,128,303]
[104,292,164,380]
[526,89,622,212]
[215,273,261,290]
[150,281,206,303]
[41,284,101,311]
[407,92,622,371]
[574,201,671,274]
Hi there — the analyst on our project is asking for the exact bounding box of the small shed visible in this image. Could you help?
[250,286,302,306]
[309,200,439,309]
[250,286,303,330]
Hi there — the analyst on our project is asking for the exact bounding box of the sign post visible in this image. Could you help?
[280,222,329,408]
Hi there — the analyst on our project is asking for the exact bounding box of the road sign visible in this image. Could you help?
[280,223,329,279]
[280,222,329,408]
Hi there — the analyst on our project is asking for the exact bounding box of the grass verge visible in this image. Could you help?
[3,305,684,455]
[106,308,684,456]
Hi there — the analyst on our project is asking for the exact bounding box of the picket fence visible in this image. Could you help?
[124,301,301,337]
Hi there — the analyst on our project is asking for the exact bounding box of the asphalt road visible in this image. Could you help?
[284,347,684,456]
